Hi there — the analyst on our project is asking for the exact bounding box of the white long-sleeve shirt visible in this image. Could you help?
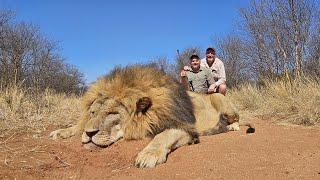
[201,57,226,87]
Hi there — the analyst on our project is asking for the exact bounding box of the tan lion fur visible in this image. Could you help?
[50,64,254,167]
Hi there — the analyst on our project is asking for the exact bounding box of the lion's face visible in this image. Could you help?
[81,97,128,148]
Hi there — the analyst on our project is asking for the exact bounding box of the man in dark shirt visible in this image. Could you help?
[180,54,216,94]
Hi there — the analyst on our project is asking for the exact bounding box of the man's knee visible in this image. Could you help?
[218,84,227,95]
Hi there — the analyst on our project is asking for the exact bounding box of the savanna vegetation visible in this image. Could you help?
[0,0,319,138]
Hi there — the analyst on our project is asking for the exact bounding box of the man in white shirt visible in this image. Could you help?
[201,47,227,95]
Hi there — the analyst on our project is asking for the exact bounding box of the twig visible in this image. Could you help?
[0,127,14,138]
[0,132,16,145]
[4,144,19,152]
[4,155,10,166]
[27,145,47,153]
[111,165,131,173]
[51,154,71,167]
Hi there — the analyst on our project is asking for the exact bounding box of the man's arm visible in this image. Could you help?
[215,61,226,87]
[180,69,190,91]
[206,68,216,94]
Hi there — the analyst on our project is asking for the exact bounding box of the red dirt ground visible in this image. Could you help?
[1,119,320,180]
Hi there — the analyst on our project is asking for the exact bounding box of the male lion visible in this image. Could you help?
[50,65,254,168]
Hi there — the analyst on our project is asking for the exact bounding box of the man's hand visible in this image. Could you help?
[180,66,190,77]
[208,84,217,94]
[180,66,190,90]
[180,70,187,77]
[183,66,191,71]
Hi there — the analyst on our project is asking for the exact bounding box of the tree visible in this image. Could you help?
[239,0,317,80]
[0,9,85,94]
[216,35,250,88]
[305,14,320,79]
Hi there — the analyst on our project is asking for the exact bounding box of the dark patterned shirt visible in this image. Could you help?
[186,66,215,93]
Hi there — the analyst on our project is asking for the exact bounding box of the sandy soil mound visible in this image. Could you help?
[1,119,319,179]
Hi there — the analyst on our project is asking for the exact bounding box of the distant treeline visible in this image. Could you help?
[152,0,320,88]
[0,10,86,94]
[1,0,319,94]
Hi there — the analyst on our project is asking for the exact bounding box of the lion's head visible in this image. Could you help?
[80,94,156,148]
[80,96,126,148]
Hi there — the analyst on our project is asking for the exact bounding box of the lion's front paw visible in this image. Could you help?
[49,129,74,140]
[134,148,169,168]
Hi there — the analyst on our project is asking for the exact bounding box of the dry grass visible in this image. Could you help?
[228,77,320,126]
[0,87,81,137]
[0,87,82,172]
[0,77,319,138]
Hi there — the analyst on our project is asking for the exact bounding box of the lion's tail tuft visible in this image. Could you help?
[239,122,255,134]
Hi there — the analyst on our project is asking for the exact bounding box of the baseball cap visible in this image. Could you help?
[189,54,200,60]
[206,47,216,55]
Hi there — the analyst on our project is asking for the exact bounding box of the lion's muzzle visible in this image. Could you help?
[82,113,124,149]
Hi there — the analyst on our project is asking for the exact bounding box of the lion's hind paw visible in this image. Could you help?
[227,123,240,131]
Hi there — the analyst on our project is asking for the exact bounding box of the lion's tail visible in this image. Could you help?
[200,122,255,136]
[239,122,255,134]
[200,124,229,136]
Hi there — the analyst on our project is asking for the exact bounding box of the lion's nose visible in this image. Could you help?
[85,130,99,138]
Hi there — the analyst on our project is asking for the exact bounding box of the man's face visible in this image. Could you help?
[190,58,201,70]
[206,52,215,63]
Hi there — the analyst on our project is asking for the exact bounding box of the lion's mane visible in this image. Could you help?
[81,65,199,141]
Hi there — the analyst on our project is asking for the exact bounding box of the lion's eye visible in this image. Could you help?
[90,111,95,115]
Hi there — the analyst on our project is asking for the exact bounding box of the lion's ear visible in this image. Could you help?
[136,97,152,113]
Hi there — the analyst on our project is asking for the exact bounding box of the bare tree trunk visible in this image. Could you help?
[289,0,303,78]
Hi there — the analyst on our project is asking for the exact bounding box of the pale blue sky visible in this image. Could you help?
[0,0,250,83]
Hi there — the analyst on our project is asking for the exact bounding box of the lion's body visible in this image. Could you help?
[190,92,224,132]
[50,65,253,168]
